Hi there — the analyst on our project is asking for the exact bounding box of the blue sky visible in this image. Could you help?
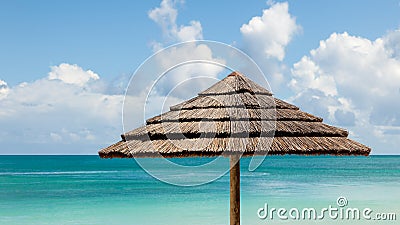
[0,0,399,154]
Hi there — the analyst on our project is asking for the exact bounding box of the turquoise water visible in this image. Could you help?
[0,155,399,225]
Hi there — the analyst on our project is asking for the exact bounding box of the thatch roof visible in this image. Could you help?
[99,71,370,158]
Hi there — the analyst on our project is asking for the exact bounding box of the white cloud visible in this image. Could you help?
[152,43,226,98]
[50,132,62,142]
[175,20,202,42]
[240,1,300,61]
[0,79,9,100]
[0,64,125,153]
[0,61,205,153]
[383,29,400,59]
[240,1,301,92]
[48,63,100,86]
[146,1,225,100]
[289,30,400,154]
[148,0,203,44]
[290,57,337,96]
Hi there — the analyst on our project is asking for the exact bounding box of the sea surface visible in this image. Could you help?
[0,155,399,225]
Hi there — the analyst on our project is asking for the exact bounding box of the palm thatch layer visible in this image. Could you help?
[99,71,370,158]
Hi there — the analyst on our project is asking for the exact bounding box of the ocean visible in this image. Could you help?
[0,155,399,225]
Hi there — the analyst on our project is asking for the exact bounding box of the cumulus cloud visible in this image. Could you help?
[289,30,400,153]
[146,0,225,100]
[152,43,226,98]
[240,1,301,91]
[0,63,125,154]
[334,109,356,126]
[383,29,400,59]
[48,63,100,86]
[290,57,337,96]
[149,0,203,44]
[0,61,220,153]
[0,79,9,100]
[240,1,300,61]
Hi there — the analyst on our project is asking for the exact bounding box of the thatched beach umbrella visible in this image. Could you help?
[99,71,370,225]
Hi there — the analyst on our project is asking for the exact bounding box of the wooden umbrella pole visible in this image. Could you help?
[230,155,240,225]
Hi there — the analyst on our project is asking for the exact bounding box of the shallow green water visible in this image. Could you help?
[0,155,399,224]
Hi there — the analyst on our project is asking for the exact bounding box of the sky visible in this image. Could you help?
[0,0,399,155]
